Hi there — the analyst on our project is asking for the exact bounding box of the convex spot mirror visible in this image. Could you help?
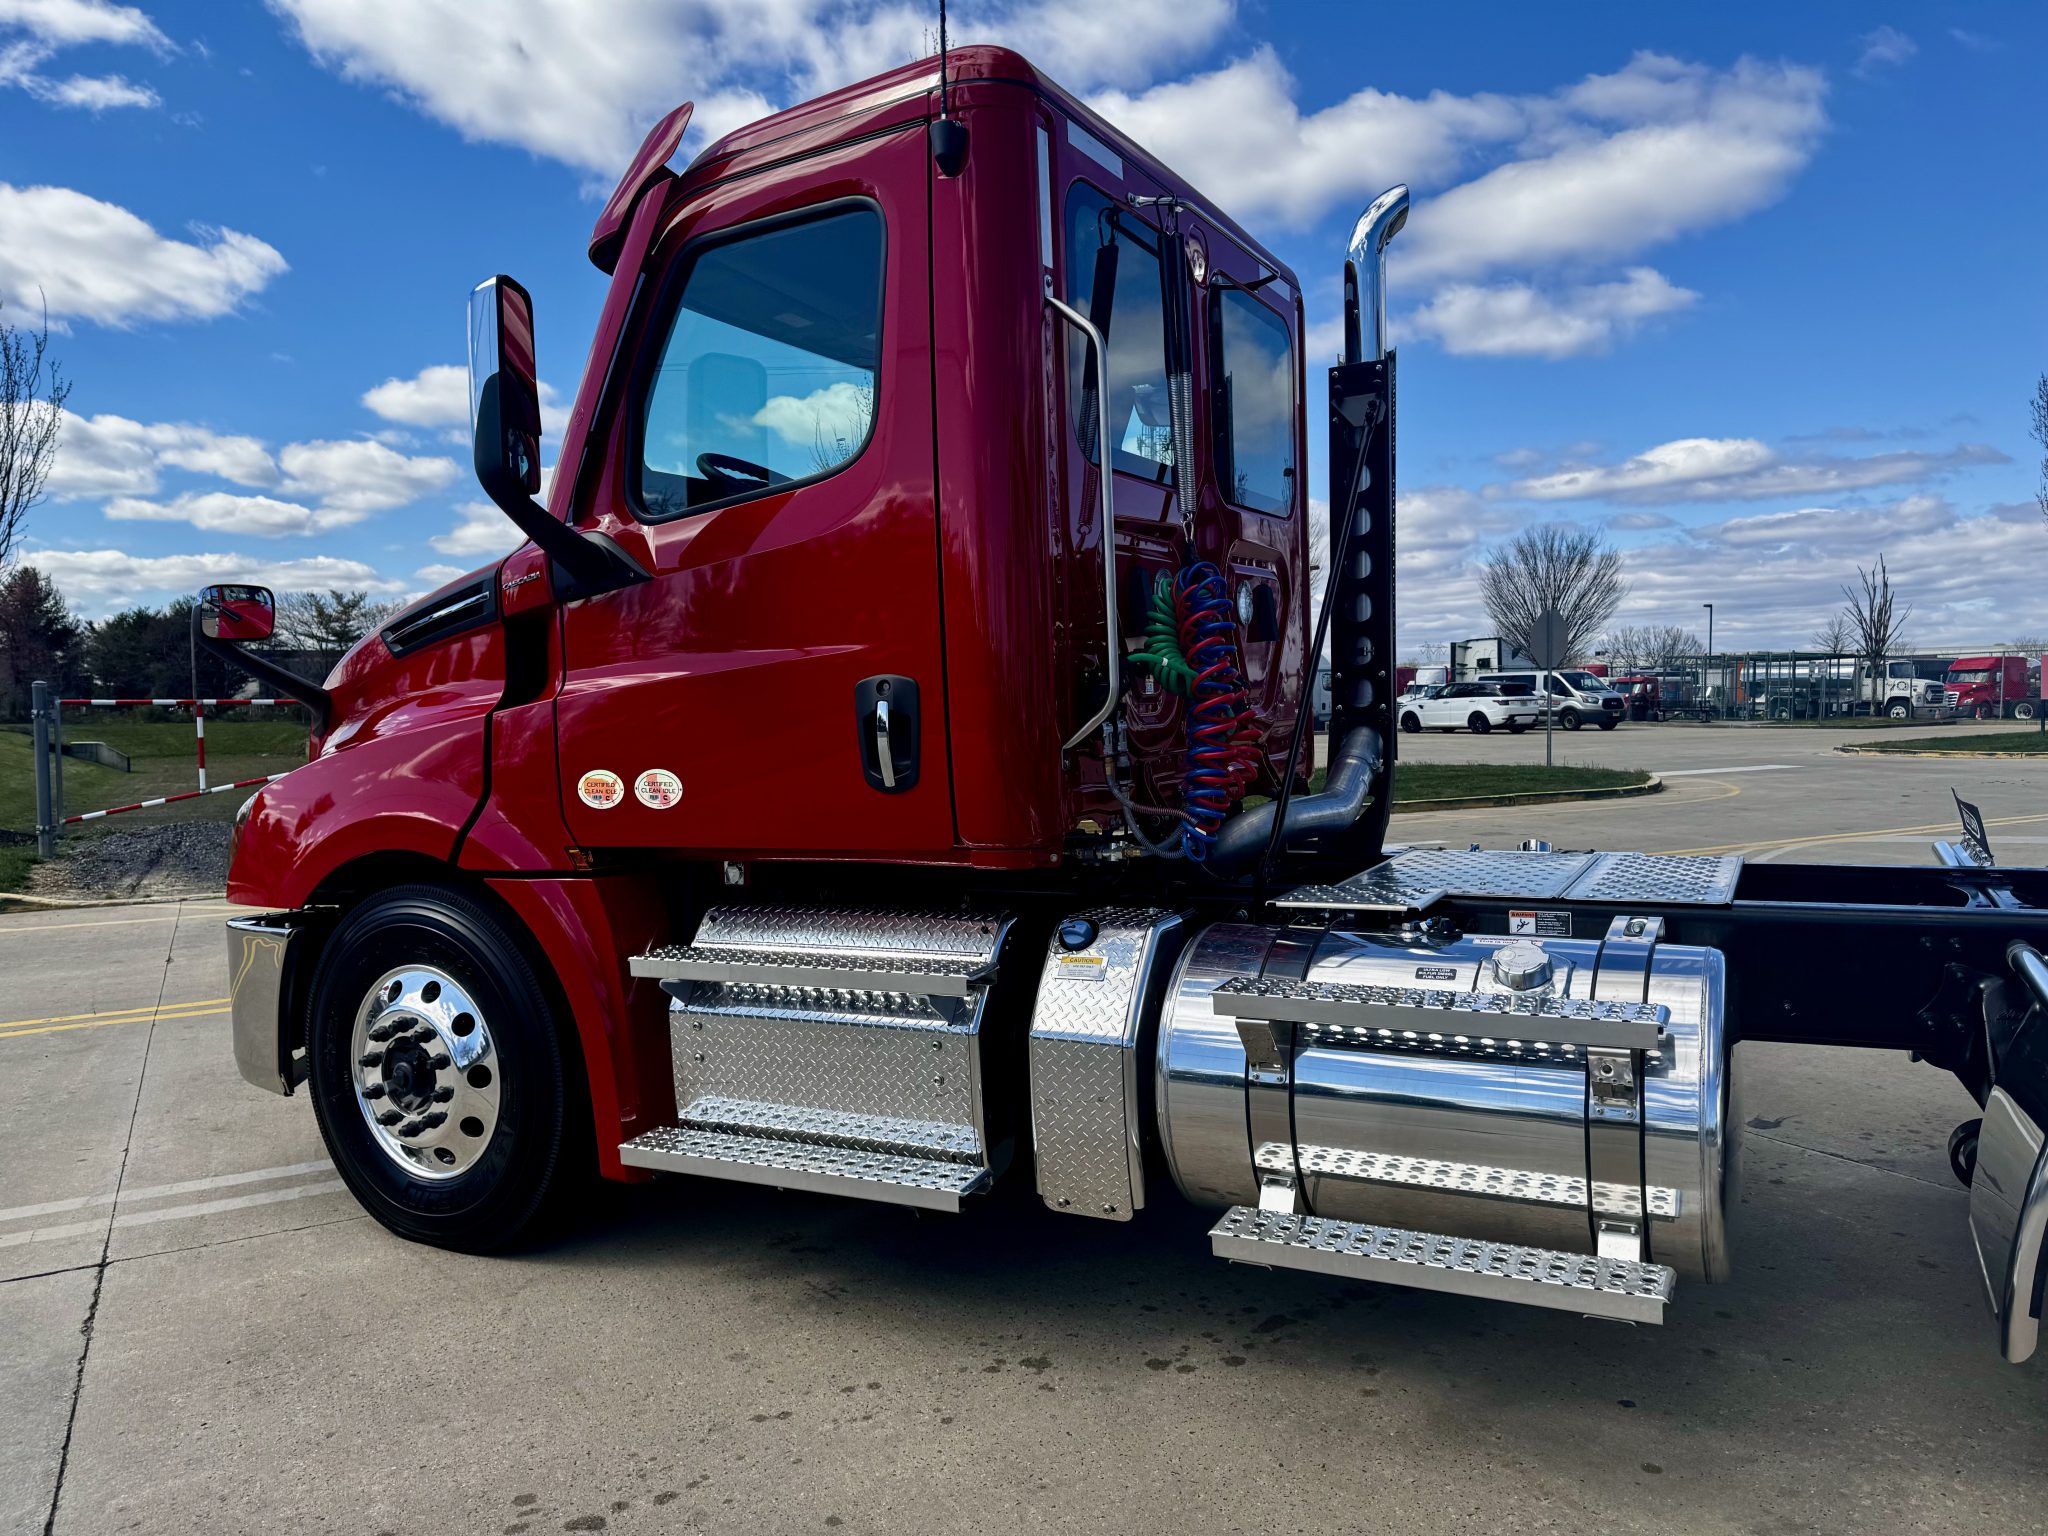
[199,584,275,642]
[469,275,542,502]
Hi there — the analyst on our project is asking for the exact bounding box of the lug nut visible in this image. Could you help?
[432,1087,454,1103]
[362,1082,387,1100]
[398,1118,425,1137]
[430,1053,451,1070]
[377,1110,403,1126]
[359,1050,384,1068]
[367,1023,398,1042]
[414,1027,438,1043]
[421,1111,448,1130]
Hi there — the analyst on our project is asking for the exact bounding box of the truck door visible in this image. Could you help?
[555,129,948,856]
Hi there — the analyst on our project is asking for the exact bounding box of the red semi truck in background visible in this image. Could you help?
[196,45,2048,1361]
[1946,656,2043,720]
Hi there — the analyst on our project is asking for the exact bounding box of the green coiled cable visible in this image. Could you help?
[1128,571,1197,695]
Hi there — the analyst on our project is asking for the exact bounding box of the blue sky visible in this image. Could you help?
[3,0,2042,654]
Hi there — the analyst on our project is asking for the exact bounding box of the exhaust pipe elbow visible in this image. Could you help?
[1206,725,1385,875]
[1343,185,1410,365]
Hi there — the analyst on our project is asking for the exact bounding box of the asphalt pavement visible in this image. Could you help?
[4,722,2045,1535]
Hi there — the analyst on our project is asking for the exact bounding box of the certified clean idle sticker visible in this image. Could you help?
[634,768,683,809]
[577,769,625,809]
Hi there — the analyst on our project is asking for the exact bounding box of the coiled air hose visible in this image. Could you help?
[1125,562,1262,860]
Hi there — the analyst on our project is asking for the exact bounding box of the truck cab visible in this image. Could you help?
[1946,656,2041,720]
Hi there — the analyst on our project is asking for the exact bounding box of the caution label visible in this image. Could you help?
[1508,909,1572,937]
[1055,953,1108,982]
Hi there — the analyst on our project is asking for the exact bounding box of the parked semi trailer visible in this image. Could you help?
[201,46,2048,1362]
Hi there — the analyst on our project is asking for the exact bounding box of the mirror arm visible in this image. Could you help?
[473,376,646,594]
[191,613,331,735]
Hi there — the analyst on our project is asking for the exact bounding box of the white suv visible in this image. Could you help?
[1399,682,1542,736]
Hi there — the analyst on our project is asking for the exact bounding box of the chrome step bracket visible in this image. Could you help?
[1210,974,1665,1052]
[1210,1206,1676,1324]
[620,1126,991,1212]
[630,943,993,996]
[1970,1086,2046,1364]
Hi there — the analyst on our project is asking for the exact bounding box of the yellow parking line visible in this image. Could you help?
[1664,810,2048,858]
[0,908,238,936]
[0,1005,230,1041]
[0,997,229,1032]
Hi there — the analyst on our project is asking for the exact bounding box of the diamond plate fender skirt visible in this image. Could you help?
[1026,909,1189,1221]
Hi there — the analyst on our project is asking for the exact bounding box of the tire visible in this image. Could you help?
[1507,721,1529,735]
[1400,711,1421,734]
[2016,701,2038,721]
[1560,709,1582,731]
[1949,1118,1981,1188]
[1467,713,1492,735]
[1887,700,1910,719]
[305,883,578,1253]
[1597,718,1618,731]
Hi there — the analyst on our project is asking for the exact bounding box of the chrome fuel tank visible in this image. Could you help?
[1154,921,1738,1281]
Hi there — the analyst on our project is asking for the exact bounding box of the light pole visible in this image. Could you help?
[1702,603,1714,719]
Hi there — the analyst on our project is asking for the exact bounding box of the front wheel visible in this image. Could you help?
[1887,700,1911,719]
[1467,713,1492,735]
[1507,720,1529,735]
[1400,712,1421,734]
[2016,701,2038,721]
[306,883,578,1252]
[1559,709,1582,731]
[1597,718,1618,731]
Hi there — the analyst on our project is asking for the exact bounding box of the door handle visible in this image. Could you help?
[855,675,919,793]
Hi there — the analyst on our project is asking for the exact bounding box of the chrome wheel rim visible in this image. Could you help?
[350,965,501,1180]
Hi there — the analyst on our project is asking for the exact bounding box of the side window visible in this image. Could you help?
[1211,286,1295,514]
[638,205,883,519]
[1064,182,1175,483]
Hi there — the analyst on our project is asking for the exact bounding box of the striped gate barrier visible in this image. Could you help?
[52,698,305,826]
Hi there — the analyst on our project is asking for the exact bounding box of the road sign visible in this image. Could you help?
[1530,608,1569,671]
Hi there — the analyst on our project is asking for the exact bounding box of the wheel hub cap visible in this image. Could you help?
[351,965,500,1180]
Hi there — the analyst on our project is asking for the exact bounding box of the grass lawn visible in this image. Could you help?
[1291,762,1653,802]
[0,719,309,893]
[1851,731,2048,755]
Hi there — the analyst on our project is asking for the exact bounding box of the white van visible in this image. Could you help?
[1477,669,1626,731]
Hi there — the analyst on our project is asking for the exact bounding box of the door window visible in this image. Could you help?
[1064,182,1175,483]
[1210,286,1295,514]
[638,205,884,519]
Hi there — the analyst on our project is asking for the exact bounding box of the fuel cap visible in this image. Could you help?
[1057,918,1099,951]
[1490,943,1553,991]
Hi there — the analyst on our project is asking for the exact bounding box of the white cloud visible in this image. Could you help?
[430,500,523,557]
[277,438,459,514]
[0,184,288,327]
[1397,55,1827,282]
[0,1,167,109]
[49,412,279,498]
[26,547,403,613]
[414,562,468,585]
[105,489,363,536]
[362,363,469,426]
[0,1,169,50]
[363,362,567,438]
[1855,26,1916,76]
[753,380,872,452]
[266,0,1236,176]
[1404,268,1696,358]
[1510,437,2008,504]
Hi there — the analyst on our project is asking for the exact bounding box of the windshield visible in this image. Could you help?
[1556,671,1607,692]
[1949,669,1995,684]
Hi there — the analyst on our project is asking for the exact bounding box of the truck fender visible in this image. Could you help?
[484,874,674,1181]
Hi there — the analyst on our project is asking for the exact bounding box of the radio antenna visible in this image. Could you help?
[929,0,968,175]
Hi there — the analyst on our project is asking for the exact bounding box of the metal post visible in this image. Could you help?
[1543,669,1554,767]
[32,680,55,859]
[195,702,207,791]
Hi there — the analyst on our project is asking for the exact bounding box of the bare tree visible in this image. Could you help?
[1602,624,1654,674]
[1477,524,1628,667]
[2032,372,2048,523]
[1605,623,1702,673]
[0,302,71,567]
[274,589,401,672]
[1842,554,1912,683]
[1811,611,1855,656]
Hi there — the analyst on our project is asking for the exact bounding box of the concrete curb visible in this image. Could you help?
[1834,745,2048,759]
[1394,774,1662,814]
[0,889,227,915]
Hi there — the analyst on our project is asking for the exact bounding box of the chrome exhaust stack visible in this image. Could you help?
[1343,184,1409,365]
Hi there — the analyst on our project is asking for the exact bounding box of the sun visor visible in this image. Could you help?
[588,101,694,274]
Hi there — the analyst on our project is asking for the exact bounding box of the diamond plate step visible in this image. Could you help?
[619,1126,991,1212]
[1210,973,1665,1051]
[629,943,993,996]
[1210,1206,1676,1323]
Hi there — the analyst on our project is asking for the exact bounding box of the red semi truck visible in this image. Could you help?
[1946,656,2042,720]
[199,46,2048,1360]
